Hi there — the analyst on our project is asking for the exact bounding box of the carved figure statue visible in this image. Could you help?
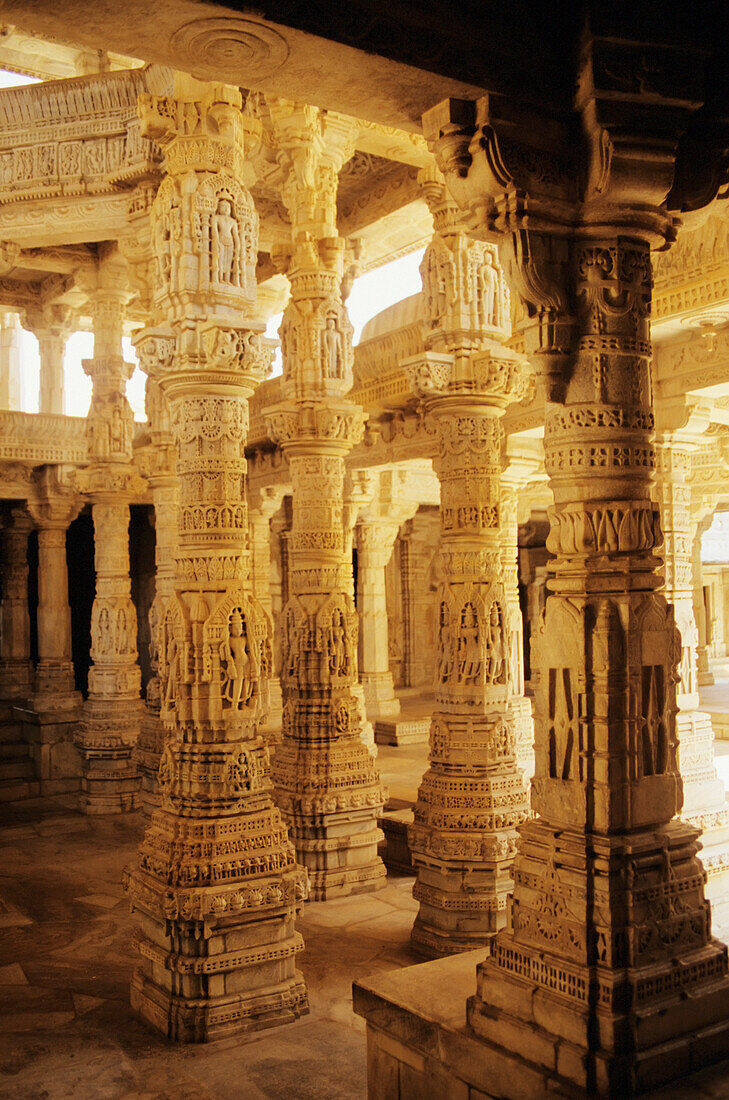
[221,609,258,709]
[479,251,499,327]
[323,316,343,378]
[164,626,179,706]
[486,602,506,685]
[437,601,454,684]
[212,199,240,284]
[327,608,350,678]
[458,603,481,684]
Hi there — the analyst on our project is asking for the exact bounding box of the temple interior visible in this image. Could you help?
[3,4,729,1097]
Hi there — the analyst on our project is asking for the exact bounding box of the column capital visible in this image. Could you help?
[27,486,82,531]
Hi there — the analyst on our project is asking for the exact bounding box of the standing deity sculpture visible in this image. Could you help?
[323,315,343,378]
[212,198,240,285]
[220,609,258,710]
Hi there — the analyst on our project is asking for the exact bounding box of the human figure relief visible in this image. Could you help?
[328,609,350,679]
[212,199,240,285]
[486,602,506,685]
[458,603,482,684]
[221,609,258,710]
[323,316,343,378]
[116,607,128,654]
[437,601,454,684]
[164,625,179,706]
[479,251,499,327]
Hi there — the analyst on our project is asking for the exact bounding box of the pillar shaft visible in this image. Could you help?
[0,312,22,411]
[265,101,385,900]
[28,488,82,713]
[419,53,729,1090]
[500,480,535,778]
[655,438,729,926]
[0,507,33,699]
[404,173,530,955]
[74,264,145,814]
[357,519,401,720]
[126,75,307,1042]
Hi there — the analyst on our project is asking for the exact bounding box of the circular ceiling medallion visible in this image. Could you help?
[169,17,289,82]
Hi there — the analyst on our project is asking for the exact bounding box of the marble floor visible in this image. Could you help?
[0,793,424,1100]
[4,718,729,1098]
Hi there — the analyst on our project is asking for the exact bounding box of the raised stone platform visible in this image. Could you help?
[353,951,729,1099]
[374,716,430,746]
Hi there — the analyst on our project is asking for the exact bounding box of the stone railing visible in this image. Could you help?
[0,64,170,204]
[0,410,87,464]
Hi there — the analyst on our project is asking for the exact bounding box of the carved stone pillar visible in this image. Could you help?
[249,486,286,742]
[694,513,717,685]
[501,467,537,779]
[0,505,33,700]
[265,101,386,900]
[415,67,729,1090]
[356,517,404,722]
[403,171,531,956]
[655,428,729,928]
[0,312,22,411]
[25,305,72,416]
[75,262,145,815]
[27,486,82,714]
[126,75,307,1042]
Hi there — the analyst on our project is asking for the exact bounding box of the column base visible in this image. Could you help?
[75,697,143,815]
[361,673,401,723]
[286,816,388,901]
[30,661,80,713]
[130,904,309,1042]
[131,967,309,1043]
[409,862,510,958]
[469,931,729,1096]
[0,660,33,702]
[134,707,166,818]
[374,716,430,746]
[354,948,729,1100]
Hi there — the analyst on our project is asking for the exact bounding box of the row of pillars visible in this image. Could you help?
[3,68,729,1092]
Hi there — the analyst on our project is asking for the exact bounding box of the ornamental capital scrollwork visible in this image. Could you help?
[265,400,366,449]
[201,323,273,384]
[132,328,176,379]
[403,352,453,398]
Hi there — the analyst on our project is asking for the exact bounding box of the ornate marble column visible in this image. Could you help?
[356,516,405,722]
[74,258,145,815]
[0,505,33,700]
[25,304,72,416]
[27,480,82,715]
[249,485,286,742]
[422,55,729,1090]
[265,101,386,900]
[655,416,729,928]
[694,512,717,685]
[403,170,531,956]
[501,443,541,779]
[0,312,22,411]
[125,75,307,1042]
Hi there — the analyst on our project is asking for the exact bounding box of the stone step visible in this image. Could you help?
[0,741,30,759]
[0,778,40,803]
[0,721,24,743]
[0,757,35,781]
